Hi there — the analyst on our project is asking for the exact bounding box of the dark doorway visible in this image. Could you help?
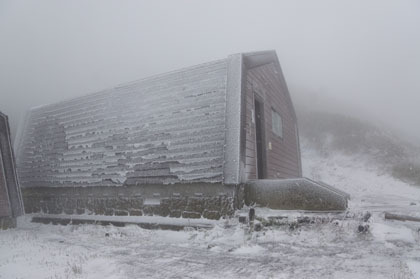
[254,98,266,179]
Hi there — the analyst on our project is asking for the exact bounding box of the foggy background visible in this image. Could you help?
[1,0,419,143]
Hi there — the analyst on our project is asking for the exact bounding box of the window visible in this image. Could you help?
[271,109,283,138]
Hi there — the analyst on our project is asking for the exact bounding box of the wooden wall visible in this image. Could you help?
[244,63,301,180]
[0,113,23,218]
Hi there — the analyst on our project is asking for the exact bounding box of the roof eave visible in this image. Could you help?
[242,50,298,122]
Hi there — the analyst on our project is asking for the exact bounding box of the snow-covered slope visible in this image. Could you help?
[302,141,420,216]
[298,110,420,187]
[298,110,420,216]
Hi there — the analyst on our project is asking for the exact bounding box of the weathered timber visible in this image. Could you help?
[31,215,214,231]
[384,212,420,223]
[0,112,24,229]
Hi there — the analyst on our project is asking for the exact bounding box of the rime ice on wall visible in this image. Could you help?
[0,112,24,219]
[17,60,228,188]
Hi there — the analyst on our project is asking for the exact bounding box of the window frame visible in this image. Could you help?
[271,108,283,139]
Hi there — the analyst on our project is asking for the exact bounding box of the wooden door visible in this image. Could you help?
[254,98,266,179]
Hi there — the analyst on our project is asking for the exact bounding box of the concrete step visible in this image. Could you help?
[245,178,350,211]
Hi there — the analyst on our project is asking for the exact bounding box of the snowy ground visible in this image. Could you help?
[1,148,420,279]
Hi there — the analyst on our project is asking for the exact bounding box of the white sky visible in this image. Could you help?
[0,0,419,142]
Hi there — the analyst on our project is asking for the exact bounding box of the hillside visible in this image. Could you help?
[298,110,420,186]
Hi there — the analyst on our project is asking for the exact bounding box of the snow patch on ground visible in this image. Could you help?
[302,144,420,278]
[230,244,266,255]
[407,261,420,279]
[372,222,416,244]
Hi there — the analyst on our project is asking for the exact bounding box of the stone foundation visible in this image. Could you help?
[0,216,16,229]
[245,178,349,211]
[22,183,243,220]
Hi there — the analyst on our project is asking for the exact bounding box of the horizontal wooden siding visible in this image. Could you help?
[17,60,228,187]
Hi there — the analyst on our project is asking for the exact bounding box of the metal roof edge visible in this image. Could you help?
[223,53,244,185]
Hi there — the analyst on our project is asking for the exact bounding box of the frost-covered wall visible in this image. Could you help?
[1,112,24,228]
[16,60,228,188]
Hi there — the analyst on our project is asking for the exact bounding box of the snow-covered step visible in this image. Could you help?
[245,178,349,211]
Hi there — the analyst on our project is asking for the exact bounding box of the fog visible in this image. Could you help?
[1,0,419,142]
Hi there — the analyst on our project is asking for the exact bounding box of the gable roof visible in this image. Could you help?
[243,50,297,121]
